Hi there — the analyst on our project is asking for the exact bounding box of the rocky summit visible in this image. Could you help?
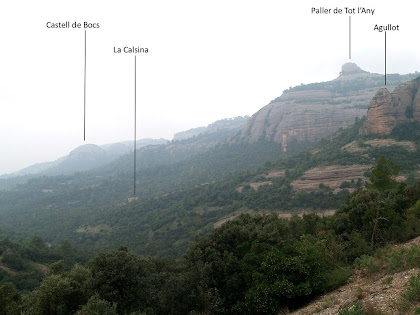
[236,63,418,150]
[362,77,420,135]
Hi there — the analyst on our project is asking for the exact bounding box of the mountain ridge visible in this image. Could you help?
[0,116,249,190]
[236,63,419,149]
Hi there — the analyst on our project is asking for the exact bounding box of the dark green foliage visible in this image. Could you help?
[390,121,420,143]
[0,283,21,315]
[86,249,152,313]
[78,294,118,315]
[353,244,420,279]
[0,237,89,291]
[406,200,420,237]
[385,245,420,272]
[23,274,86,315]
[9,172,420,314]
[324,267,352,291]
[401,272,420,310]
[368,156,399,192]
[181,214,352,314]
[334,186,413,249]
[50,260,65,275]
[242,238,329,313]
[2,253,26,271]
[343,232,371,262]
[332,157,420,250]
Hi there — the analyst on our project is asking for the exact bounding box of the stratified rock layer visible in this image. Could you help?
[236,63,418,149]
[363,77,420,135]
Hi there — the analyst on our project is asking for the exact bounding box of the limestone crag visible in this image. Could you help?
[363,77,420,135]
[236,63,418,149]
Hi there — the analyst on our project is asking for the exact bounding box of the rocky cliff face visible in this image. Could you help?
[363,77,420,135]
[236,63,418,150]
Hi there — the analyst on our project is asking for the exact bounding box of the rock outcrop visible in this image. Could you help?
[363,77,420,135]
[236,63,418,149]
[340,62,366,75]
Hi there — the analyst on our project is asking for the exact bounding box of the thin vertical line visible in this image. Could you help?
[84,30,87,140]
[349,16,351,59]
[134,55,137,195]
[385,32,387,85]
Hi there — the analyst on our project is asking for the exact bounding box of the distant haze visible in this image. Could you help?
[1,0,419,174]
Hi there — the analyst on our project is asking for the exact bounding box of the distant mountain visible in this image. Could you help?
[41,144,109,176]
[173,116,249,141]
[0,158,65,179]
[0,138,168,191]
[236,63,419,149]
[0,117,250,191]
[0,138,168,180]
[96,117,274,181]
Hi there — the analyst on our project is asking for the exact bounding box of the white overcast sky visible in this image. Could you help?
[1,0,419,175]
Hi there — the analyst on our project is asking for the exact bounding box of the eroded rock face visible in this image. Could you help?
[236,63,418,148]
[363,89,395,135]
[363,77,420,135]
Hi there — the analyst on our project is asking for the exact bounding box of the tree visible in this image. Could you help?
[368,156,400,249]
[50,260,65,275]
[86,249,152,313]
[77,294,117,315]
[23,275,85,315]
[335,157,409,250]
[369,155,399,192]
[0,283,21,315]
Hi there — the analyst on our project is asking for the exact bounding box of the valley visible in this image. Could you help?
[1,65,420,258]
[1,64,420,314]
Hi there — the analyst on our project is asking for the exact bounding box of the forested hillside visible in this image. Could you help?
[1,158,419,314]
[1,75,420,314]
[1,114,419,258]
[0,134,286,255]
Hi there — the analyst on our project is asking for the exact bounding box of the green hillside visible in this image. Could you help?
[2,163,419,314]
[1,116,419,258]
[0,138,286,255]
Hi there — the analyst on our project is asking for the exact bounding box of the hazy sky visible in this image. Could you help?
[1,0,419,175]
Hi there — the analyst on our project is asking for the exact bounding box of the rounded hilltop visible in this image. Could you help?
[340,62,366,75]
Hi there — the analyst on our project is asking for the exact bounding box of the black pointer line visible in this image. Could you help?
[385,31,387,85]
[84,30,87,141]
[134,55,137,195]
[349,16,351,59]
